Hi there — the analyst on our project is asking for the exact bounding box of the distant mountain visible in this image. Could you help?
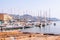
[20,14,37,21]
[9,14,20,19]
[10,14,60,21]
[47,18,60,21]
[20,14,32,19]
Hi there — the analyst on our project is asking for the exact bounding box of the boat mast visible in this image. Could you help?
[49,8,50,32]
[49,8,50,23]
[38,11,40,22]
[2,8,3,13]
[45,11,47,24]
[40,10,41,24]
[43,11,46,24]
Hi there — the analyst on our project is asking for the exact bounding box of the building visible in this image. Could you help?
[0,13,13,24]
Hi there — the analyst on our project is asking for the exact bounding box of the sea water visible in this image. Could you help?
[21,21,60,34]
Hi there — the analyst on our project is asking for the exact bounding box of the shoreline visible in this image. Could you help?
[0,30,60,40]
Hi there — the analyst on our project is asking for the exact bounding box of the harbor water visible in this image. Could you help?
[21,21,60,34]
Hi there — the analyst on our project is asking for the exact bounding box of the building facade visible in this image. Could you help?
[0,13,13,24]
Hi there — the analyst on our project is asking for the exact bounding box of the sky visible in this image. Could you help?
[0,0,60,19]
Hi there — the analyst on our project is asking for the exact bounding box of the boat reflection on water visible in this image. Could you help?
[21,21,60,34]
[54,23,56,26]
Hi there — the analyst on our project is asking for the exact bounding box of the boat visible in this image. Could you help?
[3,24,25,30]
